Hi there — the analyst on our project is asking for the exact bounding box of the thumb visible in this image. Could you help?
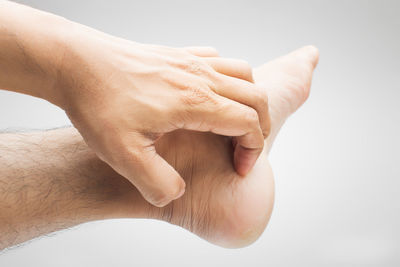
[126,146,186,207]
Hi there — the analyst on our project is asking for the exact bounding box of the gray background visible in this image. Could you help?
[0,0,399,266]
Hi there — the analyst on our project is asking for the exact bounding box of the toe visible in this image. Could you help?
[297,45,320,69]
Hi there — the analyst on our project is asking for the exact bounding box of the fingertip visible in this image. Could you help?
[150,175,186,207]
[151,199,171,208]
[235,164,250,177]
[174,185,186,200]
[233,146,259,177]
[262,118,271,139]
[135,149,187,207]
[175,173,186,196]
[234,159,253,177]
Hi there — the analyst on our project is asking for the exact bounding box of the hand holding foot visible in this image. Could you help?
[121,46,320,247]
[0,46,319,250]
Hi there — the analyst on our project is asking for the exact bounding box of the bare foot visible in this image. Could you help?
[121,46,319,248]
[255,45,320,152]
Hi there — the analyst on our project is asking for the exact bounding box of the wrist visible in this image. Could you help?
[0,1,77,104]
[33,13,77,107]
[47,19,113,110]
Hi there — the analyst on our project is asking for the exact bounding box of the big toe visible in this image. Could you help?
[292,45,320,69]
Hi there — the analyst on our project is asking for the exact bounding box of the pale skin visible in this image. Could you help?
[0,0,271,207]
[0,46,319,250]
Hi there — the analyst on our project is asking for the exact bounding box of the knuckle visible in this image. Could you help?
[180,85,215,107]
[245,108,260,128]
[183,58,212,76]
[252,128,266,147]
[254,87,269,109]
[123,146,144,166]
[209,71,224,86]
[122,138,156,165]
[159,68,181,84]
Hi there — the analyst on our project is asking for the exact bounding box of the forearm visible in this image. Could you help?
[0,1,103,108]
[0,1,132,108]
[0,0,68,102]
[0,128,149,250]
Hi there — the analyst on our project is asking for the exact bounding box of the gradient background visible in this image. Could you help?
[0,0,399,266]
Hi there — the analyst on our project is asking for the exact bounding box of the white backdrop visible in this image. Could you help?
[0,0,399,266]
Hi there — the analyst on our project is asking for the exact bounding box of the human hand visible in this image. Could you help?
[51,26,270,207]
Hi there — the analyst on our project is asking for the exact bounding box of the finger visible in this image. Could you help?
[204,57,253,82]
[121,146,186,207]
[212,74,270,139]
[234,134,264,176]
[178,94,264,176]
[183,46,219,57]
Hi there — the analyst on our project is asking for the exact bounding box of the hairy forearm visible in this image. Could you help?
[0,128,149,250]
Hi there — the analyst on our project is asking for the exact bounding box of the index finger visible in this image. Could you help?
[233,121,264,176]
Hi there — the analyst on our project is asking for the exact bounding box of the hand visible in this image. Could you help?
[0,1,269,207]
[52,26,270,207]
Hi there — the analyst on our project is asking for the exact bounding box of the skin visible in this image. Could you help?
[0,46,319,250]
[0,0,270,207]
